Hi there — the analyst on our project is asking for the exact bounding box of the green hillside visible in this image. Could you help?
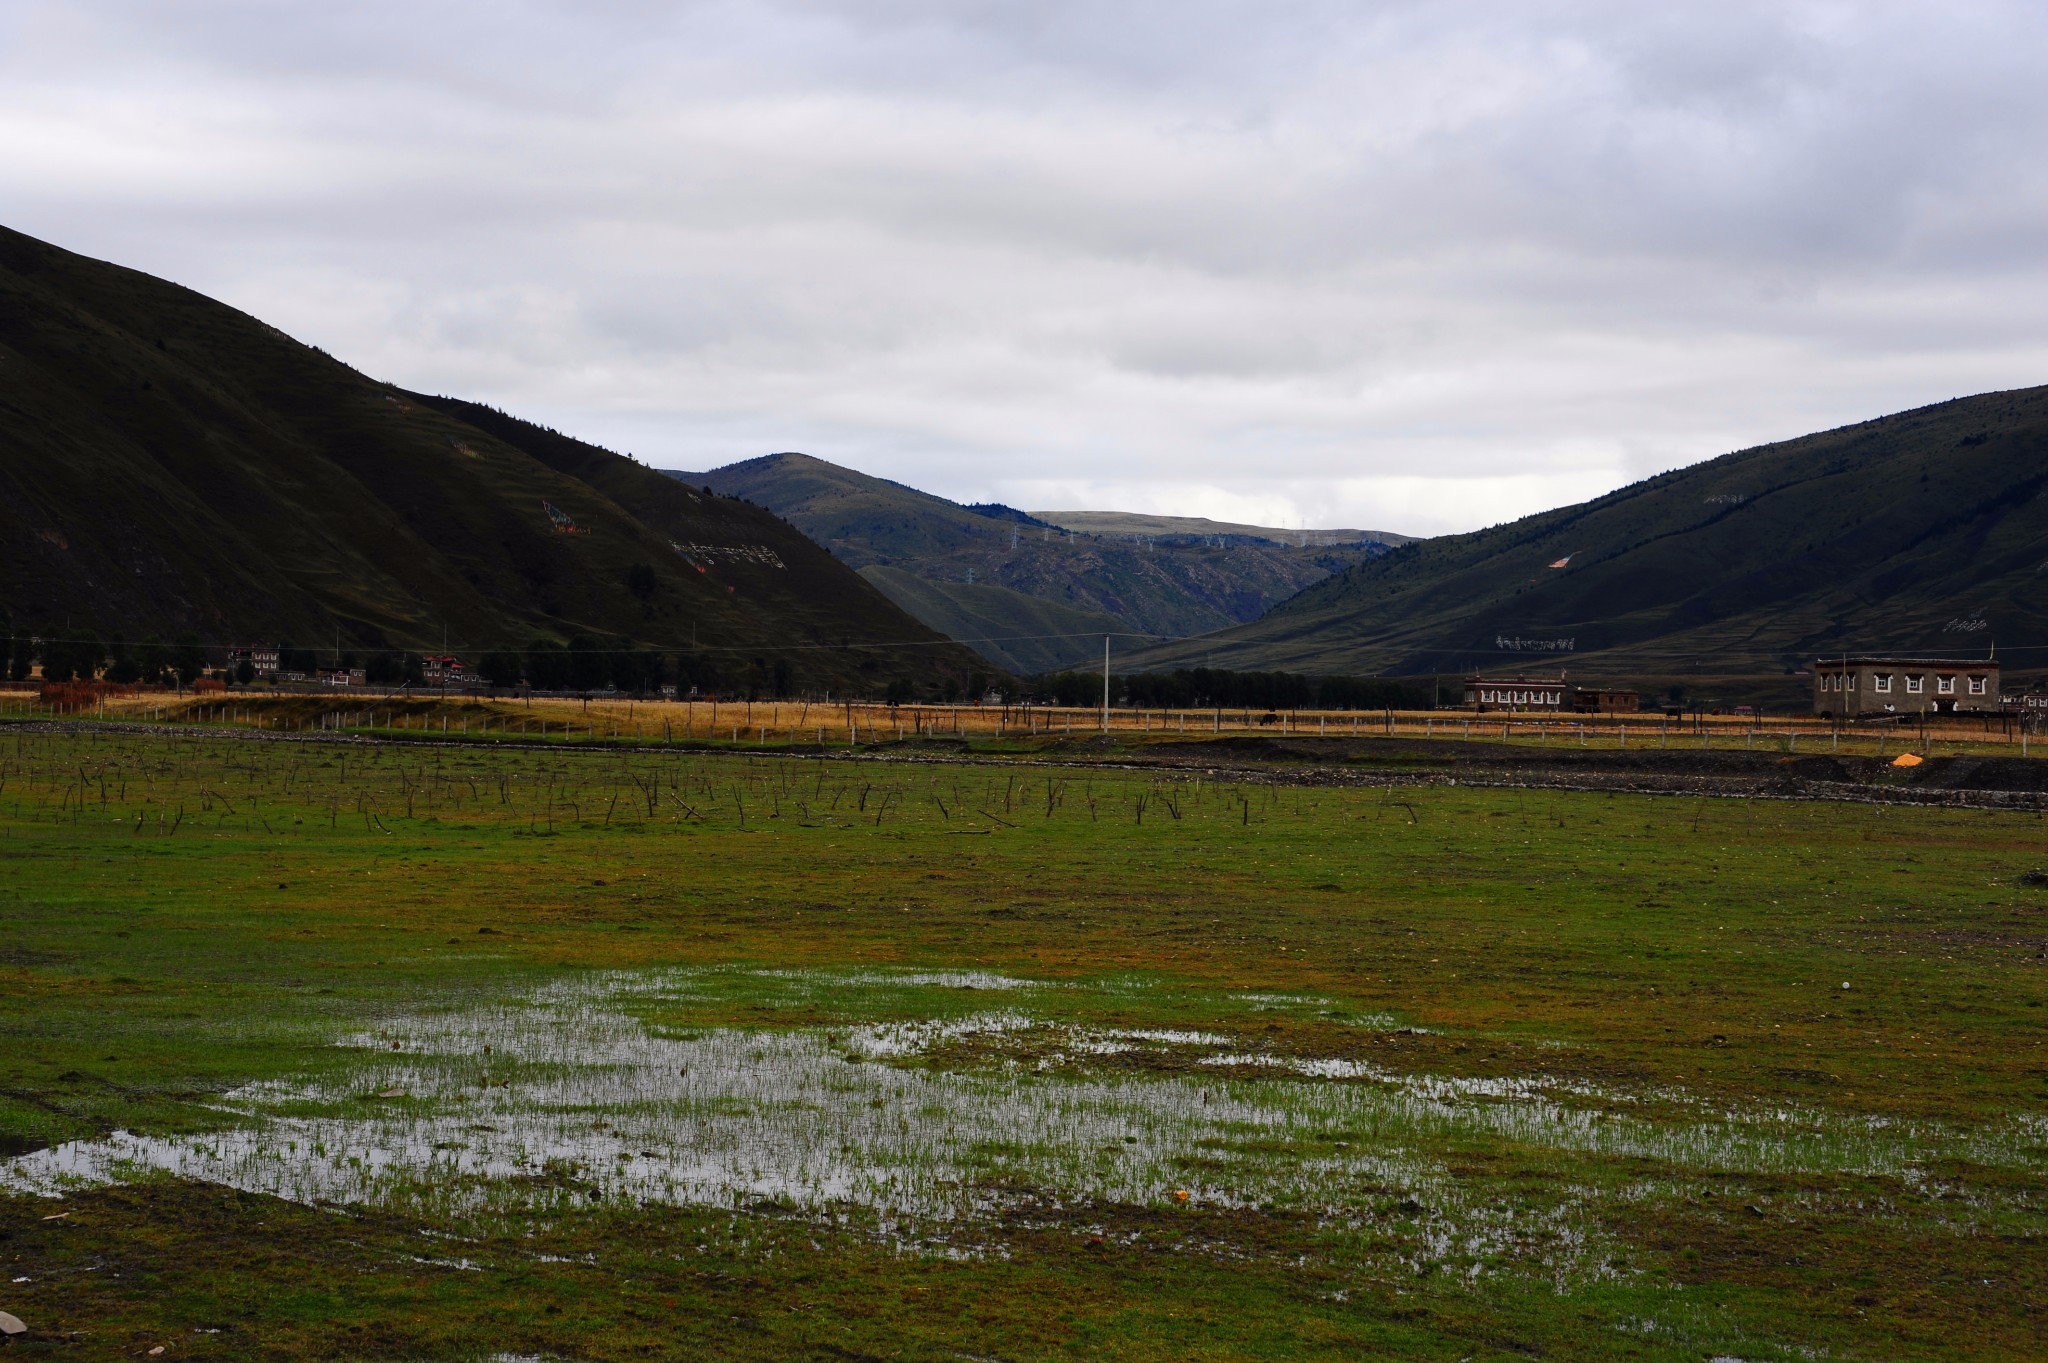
[668,453,1389,659]
[1031,510,1408,548]
[856,566,1126,673]
[1124,385,2048,681]
[0,224,982,694]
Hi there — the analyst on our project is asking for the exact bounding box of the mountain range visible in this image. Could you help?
[11,221,2042,702]
[0,224,984,696]
[668,453,1402,673]
[1123,385,2048,689]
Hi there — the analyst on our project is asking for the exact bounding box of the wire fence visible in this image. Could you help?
[2,687,2040,759]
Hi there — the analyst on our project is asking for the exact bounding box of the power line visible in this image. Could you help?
[0,629,1173,660]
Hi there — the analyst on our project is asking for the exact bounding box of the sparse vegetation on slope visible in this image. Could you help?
[858,564,1129,673]
[1128,385,2048,679]
[1033,509,1408,547]
[671,453,1393,662]
[0,225,982,695]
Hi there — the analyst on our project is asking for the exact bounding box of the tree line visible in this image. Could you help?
[1,625,208,687]
[1032,666,1432,711]
[2,618,833,701]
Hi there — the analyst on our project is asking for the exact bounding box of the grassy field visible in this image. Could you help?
[1,725,2044,1359]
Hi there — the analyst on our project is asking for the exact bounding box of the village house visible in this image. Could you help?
[1571,686,1640,715]
[421,654,467,687]
[1812,656,2000,717]
[1463,675,1569,712]
[227,647,279,680]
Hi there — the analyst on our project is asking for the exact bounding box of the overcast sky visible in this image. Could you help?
[6,2,2047,535]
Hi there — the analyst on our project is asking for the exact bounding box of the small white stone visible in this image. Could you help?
[0,1311,26,1336]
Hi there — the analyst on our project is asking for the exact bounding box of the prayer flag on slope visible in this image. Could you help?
[1548,554,1574,568]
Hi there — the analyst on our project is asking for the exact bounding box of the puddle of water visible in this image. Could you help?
[7,977,1434,1224]
[763,968,1041,993]
[3,968,2039,1284]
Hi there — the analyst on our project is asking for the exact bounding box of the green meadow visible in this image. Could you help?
[1,726,2044,1360]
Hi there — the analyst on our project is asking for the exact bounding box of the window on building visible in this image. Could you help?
[1969,676,1987,695]
[1938,675,1956,695]
[1875,674,1893,693]
[1845,674,1856,689]
[1906,675,1923,694]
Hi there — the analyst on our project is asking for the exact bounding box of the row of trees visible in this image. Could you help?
[469,639,796,697]
[1034,666,1432,711]
[321,641,801,698]
[4,622,1430,712]
[0,614,808,698]
[3,626,209,686]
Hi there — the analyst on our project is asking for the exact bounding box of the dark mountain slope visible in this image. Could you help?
[1123,385,2048,679]
[855,566,1128,674]
[0,224,979,692]
[403,393,969,676]
[668,453,1391,661]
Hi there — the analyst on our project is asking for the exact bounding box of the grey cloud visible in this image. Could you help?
[4,1,2046,534]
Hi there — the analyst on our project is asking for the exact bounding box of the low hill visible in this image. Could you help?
[856,567,1128,675]
[1031,511,1409,548]
[1122,385,2048,685]
[667,453,1394,666]
[0,225,983,695]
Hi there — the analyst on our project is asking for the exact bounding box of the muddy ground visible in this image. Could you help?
[998,733,2048,810]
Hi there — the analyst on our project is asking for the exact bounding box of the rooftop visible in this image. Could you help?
[1814,657,1998,667]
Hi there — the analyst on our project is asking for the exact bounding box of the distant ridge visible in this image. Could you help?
[1121,385,2048,681]
[962,503,1053,528]
[668,453,1399,670]
[1031,511,1411,548]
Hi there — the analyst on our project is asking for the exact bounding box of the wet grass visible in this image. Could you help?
[1,727,2045,1359]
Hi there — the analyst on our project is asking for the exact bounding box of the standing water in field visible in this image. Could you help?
[4,969,2042,1284]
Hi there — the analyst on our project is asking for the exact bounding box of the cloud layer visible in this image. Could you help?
[7,1,2047,532]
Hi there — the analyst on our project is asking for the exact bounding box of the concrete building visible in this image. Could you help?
[1464,675,1569,711]
[1812,656,1999,717]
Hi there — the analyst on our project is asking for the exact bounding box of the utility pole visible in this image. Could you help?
[1101,634,1111,734]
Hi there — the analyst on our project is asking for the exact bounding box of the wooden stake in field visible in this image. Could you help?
[1101,634,1111,734]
